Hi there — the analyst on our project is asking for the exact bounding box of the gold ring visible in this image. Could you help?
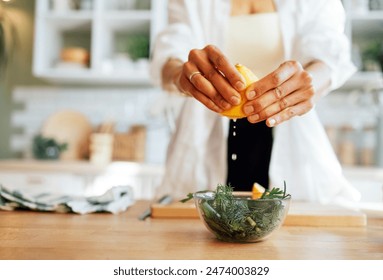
[189,71,202,82]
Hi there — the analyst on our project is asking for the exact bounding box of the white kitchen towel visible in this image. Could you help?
[0,184,134,214]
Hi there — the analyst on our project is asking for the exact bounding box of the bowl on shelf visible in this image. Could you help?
[193,190,291,243]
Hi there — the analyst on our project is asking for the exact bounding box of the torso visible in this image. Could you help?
[226,0,283,78]
[230,0,276,15]
[226,0,279,190]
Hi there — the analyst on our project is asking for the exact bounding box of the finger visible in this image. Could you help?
[189,47,242,106]
[243,79,295,116]
[204,45,246,91]
[265,100,314,127]
[243,70,312,116]
[245,61,303,100]
[179,74,223,113]
[247,88,313,123]
[203,65,242,106]
[183,62,231,110]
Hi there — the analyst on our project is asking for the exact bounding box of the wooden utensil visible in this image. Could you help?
[41,110,93,160]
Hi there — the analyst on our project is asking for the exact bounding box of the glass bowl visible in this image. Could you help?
[194,191,291,243]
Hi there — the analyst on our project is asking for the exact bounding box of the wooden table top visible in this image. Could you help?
[0,201,382,260]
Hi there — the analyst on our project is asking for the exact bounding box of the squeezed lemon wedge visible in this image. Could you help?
[252,182,266,199]
[220,64,258,119]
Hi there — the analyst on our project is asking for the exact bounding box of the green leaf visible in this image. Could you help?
[179,193,194,203]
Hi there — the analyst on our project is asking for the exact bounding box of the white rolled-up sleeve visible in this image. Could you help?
[150,0,201,87]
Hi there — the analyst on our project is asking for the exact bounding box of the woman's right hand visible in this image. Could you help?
[172,45,246,113]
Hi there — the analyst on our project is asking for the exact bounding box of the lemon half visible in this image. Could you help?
[220,64,258,119]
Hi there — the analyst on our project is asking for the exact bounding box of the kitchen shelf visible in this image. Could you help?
[0,159,164,199]
[341,71,383,90]
[101,11,152,21]
[322,1,383,168]
[33,0,168,85]
[342,0,383,85]
[351,18,383,36]
[43,17,92,30]
[350,10,383,20]
[35,70,151,85]
[44,11,94,20]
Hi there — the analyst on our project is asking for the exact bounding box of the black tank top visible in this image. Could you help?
[226,119,273,191]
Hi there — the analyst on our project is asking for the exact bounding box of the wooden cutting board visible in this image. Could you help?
[151,200,367,227]
[41,110,93,160]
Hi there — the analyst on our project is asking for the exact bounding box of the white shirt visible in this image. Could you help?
[151,0,360,204]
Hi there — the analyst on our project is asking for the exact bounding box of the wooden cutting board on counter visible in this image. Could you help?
[151,201,367,227]
[41,110,93,160]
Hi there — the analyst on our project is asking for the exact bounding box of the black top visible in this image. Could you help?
[226,119,273,191]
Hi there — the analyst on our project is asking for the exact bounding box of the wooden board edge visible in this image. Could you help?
[284,214,367,227]
[151,205,199,219]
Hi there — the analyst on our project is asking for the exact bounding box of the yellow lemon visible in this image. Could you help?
[220,64,258,119]
[252,182,266,199]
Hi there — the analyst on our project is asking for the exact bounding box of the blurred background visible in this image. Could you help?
[0,0,382,203]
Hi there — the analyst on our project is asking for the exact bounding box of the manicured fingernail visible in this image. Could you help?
[268,118,276,127]
[247,90,256,100]
[235,81,245,91]
[230,95,241,105]
[249,114,259,122]
[215,106,223,113]
[244,105,254,115]
[221,100,231,110]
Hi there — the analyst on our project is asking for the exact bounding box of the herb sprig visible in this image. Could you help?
[260,181,291,199]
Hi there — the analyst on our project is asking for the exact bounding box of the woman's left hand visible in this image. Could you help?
[243,61,315,127]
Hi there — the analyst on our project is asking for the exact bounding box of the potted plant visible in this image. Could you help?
[362,40,383,72]
[32,135,68,160]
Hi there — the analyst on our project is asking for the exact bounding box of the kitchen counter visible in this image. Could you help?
[0,159,164,199]
[1,201,382,260]
[0,159,163,176]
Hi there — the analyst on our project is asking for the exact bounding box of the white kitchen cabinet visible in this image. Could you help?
[342,0,383,89]
[345,1,383,166]
[33,0,167,85]
[319,1,383,167]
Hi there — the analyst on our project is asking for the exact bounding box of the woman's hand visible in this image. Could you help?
[172,45,246,113]
[243,61,316,127]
